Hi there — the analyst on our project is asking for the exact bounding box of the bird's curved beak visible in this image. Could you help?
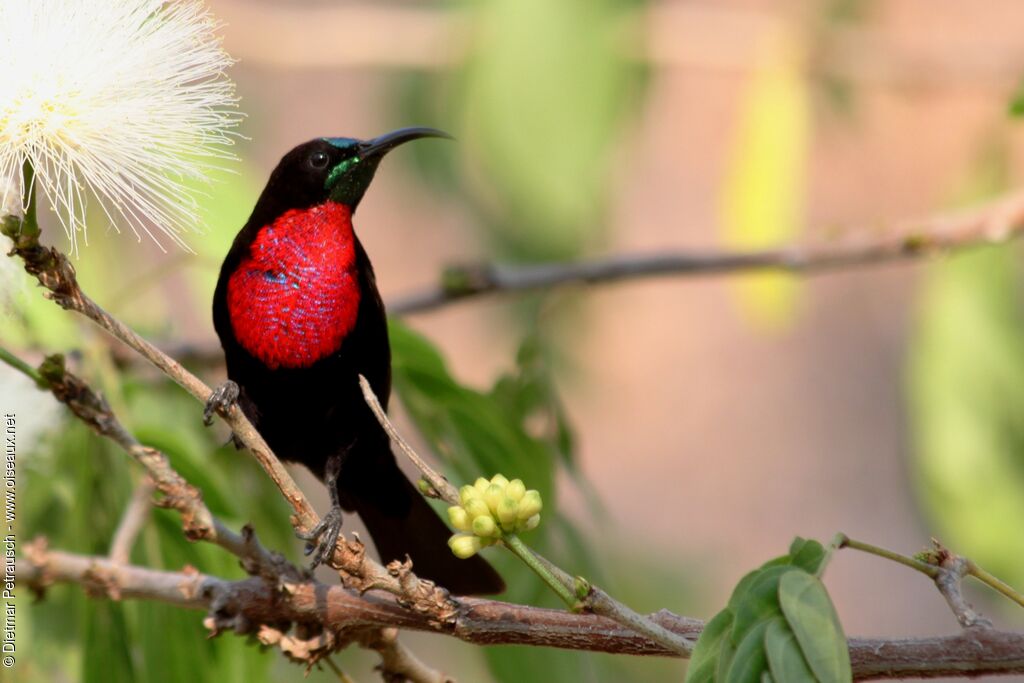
[356,127,453,160]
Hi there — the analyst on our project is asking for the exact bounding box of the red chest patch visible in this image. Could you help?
[226,201,361,369]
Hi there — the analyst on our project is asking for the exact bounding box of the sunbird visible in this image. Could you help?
[209,128,504,595]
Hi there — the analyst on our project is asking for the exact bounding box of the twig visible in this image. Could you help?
[28,353,289,577]
[359,375,459,505]
[360,628,454,683]
[360,375,694,656]
[968,562,1024,610]
[500,534,577,608]
[836,535,939,578]
[109,479,156,565]
[18,546,1024,679]
[838,535,1024,630]
[390,191,1024,315]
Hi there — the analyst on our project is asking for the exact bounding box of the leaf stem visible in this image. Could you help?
[0,345,45,387]
[502,533,577,608]
[837,534,939,578]
[968,561,1024,610]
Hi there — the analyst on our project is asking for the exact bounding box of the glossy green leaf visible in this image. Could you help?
[764,617,816,683]
[778,571,851,683]
[685,609,734,683]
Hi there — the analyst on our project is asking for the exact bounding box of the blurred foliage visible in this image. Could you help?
[908,141,1024,598]
[398,0,644,262]
[909,244,1024,590]
[686,538,850,683]
[720,28,809,330]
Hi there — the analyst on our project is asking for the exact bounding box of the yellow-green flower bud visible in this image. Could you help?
[473,477,490,493]
[484,483,504,513]
[459,484,478,505]
[522,514,540,531]
[517,490,543,520]
[505,479,526,501]
[448,534,482,559]
[466,498,490,521]
[472,515,497,538]
[448,506,471,532]
[497,497,519,528]
[490,473,510,488]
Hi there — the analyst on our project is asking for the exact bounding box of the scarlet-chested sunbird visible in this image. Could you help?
[209,128,504,595]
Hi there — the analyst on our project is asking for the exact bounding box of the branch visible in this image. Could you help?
[18,546,1024,679]
[3,219,456,616]
[839,536,1024,631]
[390,191,1024,314]
[109,479,156,565]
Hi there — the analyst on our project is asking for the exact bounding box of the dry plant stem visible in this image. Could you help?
[359,375,459,505]
[109,479,157,564]
[390,191,1024,314]
[360,628,455,683]
[360,374,694,656]
[28,353,288,576]
[18,547,1024,679]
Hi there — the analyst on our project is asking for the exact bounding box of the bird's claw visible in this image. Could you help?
[297,506,344,570]
[204,380,239,426]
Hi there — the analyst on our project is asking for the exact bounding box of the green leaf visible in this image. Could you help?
[778,571,851,683]
[685,609,734,683]
[724,619,771,683]
[730,565,794,644]
[764,617,817,683]
[789,537,829,576]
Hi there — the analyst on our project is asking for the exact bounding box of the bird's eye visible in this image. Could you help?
[309,151,330,170]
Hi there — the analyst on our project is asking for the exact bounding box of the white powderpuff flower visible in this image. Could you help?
[0,0,242,255]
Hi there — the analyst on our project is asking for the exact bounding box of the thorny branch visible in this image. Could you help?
[17,547,1024,680]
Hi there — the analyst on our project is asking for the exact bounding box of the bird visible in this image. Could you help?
[208,128,504,595]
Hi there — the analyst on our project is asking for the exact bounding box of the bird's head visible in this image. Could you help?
[256,127,452,214]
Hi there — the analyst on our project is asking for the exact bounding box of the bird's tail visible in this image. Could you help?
[345,449,505,596]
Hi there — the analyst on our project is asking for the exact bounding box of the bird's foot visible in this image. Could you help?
[203,380,239,426]
[297,452,346,570]
[297,506,344,570]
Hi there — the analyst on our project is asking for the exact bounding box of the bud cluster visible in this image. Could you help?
[447,474,543,559]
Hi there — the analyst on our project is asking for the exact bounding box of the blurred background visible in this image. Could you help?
[4,0,1024,681]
